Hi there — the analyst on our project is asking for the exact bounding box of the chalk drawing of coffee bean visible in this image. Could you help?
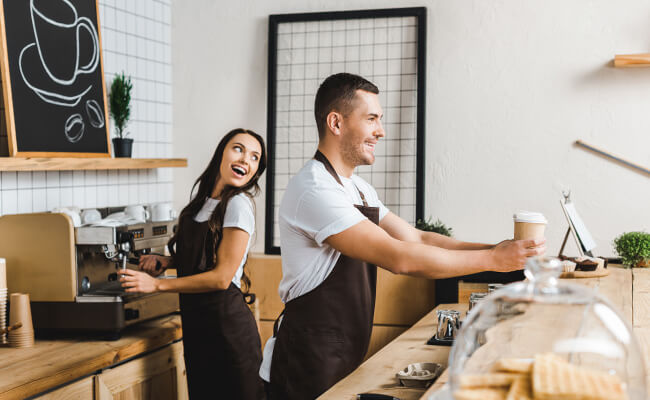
[85,99,105,128]
[65,114,85,143]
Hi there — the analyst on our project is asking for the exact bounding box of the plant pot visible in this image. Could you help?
[112,138,133,158]
[637,259,650,268]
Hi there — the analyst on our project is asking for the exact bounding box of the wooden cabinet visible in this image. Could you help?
[247,254,284,320]
[34,342,187,400]
[95,341,187,400]
[374,268,436,325]
[33,376,95,400]
[364,325,408,361]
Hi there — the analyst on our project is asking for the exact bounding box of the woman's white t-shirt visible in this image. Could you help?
[193,193,255,288]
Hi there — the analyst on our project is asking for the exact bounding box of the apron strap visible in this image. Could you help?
[314,150,369,207]
[355,184,369,207]
[243,292,256,305]
[273,309,285,336]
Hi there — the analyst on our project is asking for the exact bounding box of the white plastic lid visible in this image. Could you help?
[513,211,547,224]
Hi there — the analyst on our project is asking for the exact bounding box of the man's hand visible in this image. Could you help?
[490,239,546,272]
[139,255,171,277]
[120,269,160,293]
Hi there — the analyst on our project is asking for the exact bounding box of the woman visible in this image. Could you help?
[120,128,267,400]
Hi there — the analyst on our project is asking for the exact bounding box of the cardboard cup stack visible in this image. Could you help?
[0,258,6,344]
[8,293,34,348]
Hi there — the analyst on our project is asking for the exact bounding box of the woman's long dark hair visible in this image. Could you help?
[168,128,267,293]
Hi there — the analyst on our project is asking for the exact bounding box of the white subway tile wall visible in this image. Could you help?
[0,0,173,215]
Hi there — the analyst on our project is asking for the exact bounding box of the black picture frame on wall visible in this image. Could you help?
[265,7,427,254]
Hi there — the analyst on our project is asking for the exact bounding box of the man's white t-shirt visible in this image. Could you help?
[259,159,389,381]
[194,193,255,288]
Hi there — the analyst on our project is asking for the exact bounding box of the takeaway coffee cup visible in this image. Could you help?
[151,203,176,222]
[8,293,35,348]
[31,0,99,85]
[513,211,547,240]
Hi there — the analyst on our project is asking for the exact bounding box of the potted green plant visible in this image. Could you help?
[109,72,133,157]
[415,217,453,237]
[613,232,650,268]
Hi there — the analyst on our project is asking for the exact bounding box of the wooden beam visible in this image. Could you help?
[614,53,650,67]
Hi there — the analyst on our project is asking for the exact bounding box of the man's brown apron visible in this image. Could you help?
[175,214,264,400]
[269,151,380,399]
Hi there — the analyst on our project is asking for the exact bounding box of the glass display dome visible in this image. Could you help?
[432,256,646,400]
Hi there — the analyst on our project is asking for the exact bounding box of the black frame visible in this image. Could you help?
[265,7,427,254]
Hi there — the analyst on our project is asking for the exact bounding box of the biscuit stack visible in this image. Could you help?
[454,353,627,400]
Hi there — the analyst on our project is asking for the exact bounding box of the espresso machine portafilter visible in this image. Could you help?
[105,231,131,270]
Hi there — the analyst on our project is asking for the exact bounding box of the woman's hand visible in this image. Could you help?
[139,255,171,277]
[490,238,546,272]
[120,268,160,293]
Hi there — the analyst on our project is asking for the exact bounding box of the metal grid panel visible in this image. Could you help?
[267,8,426,253]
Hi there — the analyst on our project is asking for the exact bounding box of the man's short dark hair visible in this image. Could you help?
[314,73,379,139]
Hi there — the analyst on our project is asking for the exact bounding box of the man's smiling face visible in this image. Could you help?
[339,90,385,167]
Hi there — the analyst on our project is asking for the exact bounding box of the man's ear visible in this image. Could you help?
[326,111,343,136]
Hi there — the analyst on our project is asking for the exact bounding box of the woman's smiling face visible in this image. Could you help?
[217,133,263,191]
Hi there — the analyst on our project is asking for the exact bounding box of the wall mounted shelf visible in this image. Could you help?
[614,53,650,67]
[0,157,187,171]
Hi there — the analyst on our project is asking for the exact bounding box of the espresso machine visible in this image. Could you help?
[0,209,179,338]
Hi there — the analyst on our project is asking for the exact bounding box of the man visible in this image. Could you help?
[260,73,545,399]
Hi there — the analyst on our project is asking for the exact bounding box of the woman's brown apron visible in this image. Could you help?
[269,151,380,399]
[175,215,264,400]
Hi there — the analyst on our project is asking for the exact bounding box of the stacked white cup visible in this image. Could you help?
[151,203,176,222]
[0,258,7,344]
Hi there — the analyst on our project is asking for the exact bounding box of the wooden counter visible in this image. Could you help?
[0,315,183,399]
[322,266,643,400]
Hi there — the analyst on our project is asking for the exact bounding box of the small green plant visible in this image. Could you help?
[416,217,453,237]
[613,231,650,268]
[109,72,133,138]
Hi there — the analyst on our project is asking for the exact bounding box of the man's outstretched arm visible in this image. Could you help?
[325,218,545,279]
[379,211,518,250]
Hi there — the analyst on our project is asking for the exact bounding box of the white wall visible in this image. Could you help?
[172,0,650,256]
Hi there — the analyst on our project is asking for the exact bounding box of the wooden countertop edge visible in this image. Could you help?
[0,316,182,400]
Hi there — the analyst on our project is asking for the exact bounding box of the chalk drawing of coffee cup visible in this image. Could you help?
[31,0,99,85]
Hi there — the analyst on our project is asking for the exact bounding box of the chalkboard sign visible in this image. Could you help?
[0,0,110,157]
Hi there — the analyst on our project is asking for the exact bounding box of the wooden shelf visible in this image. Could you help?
[0,157,187,171]
[614,53,650,67]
